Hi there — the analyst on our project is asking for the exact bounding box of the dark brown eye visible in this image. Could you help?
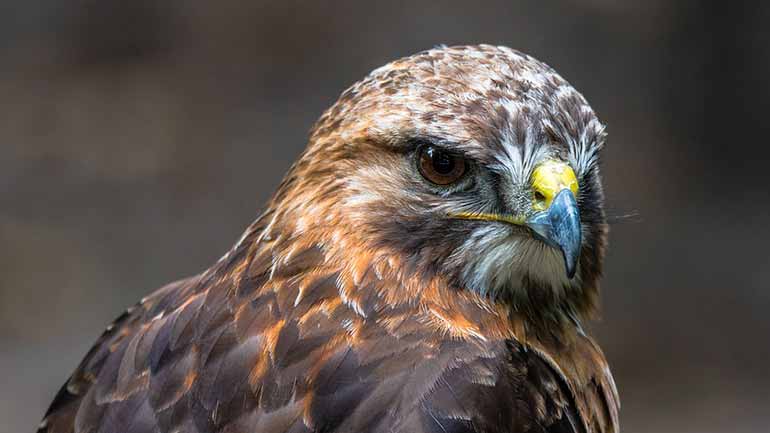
[417,146,467,185]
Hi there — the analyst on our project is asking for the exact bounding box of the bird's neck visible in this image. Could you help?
[219,212,590,346]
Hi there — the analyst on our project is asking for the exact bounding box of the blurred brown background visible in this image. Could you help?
[2,1,769,432]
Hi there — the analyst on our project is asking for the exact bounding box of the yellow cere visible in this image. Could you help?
[530,160,579,211]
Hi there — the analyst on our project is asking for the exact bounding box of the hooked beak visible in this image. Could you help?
[449,159,582,279]
[525,188,581,278]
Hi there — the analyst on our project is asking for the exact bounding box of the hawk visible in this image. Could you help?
[39,45,619,433]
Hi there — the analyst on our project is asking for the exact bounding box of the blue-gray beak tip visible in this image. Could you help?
[526,189,582,279]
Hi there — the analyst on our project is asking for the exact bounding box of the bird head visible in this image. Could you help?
[270,45,607,321]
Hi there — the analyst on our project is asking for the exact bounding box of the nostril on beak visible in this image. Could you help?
[530,159,578,212]
[532,189,549,211]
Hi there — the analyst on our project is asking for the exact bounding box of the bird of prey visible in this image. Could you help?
[39,45,619,433]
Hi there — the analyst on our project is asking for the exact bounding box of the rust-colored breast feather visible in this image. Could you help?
[40,222,618,433]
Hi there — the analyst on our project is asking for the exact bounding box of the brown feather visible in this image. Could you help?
[40,45,619,433]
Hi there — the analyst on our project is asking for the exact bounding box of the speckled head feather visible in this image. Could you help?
[40,45,618,433]
[260,44,608,327]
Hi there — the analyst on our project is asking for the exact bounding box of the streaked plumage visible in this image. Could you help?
[40,45,619,433]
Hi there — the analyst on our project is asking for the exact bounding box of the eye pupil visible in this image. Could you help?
[430,149,455,174]
[417,145,467,186]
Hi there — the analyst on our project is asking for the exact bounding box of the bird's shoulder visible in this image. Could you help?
[39,236,616,433]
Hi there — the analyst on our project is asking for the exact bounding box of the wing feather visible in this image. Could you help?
[40,237,617,433]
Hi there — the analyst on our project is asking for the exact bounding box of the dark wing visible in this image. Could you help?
[303,330,588,433]
[38,235,326,433]
[400,339,586,433]
[523,334,620,433]
[39,234,615,433]
[39,276,203,433]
